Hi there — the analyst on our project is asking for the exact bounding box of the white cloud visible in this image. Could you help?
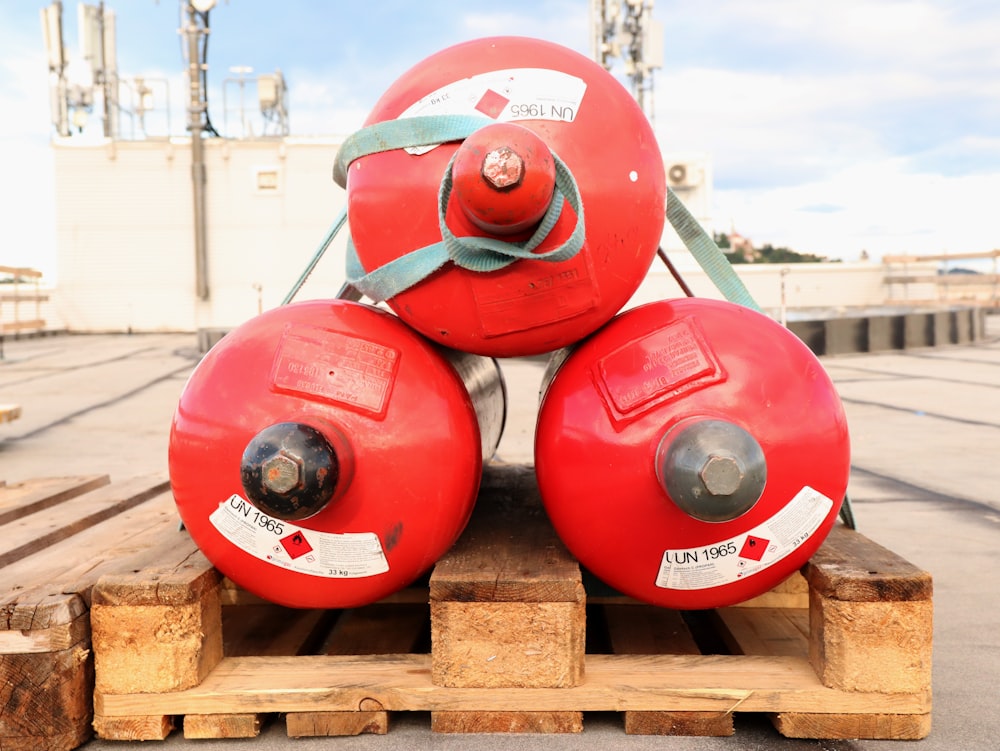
[714,158,1000,261]
[652,1,1000,259]
[0,21,58,280]
[460,5,589,51]
[5,0,1000,278]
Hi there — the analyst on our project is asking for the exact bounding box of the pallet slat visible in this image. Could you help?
[605,604,734,736]
[0,475,110,526]
[286,603,427,738]
[0,475,167,568]
[93,652,930,716]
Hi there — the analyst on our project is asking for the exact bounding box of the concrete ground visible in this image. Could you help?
[2,314,999,750]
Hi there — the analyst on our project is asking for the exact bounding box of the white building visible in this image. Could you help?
[52,136,349,332]
[49,135,914,335]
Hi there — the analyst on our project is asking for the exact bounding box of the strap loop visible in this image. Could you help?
[339,116,586,303]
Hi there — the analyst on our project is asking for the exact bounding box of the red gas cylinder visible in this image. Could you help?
[169,299,506,609]
[342,35,666,357]
[534,298,850,609]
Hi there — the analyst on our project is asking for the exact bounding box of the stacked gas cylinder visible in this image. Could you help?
[168,37,850,611]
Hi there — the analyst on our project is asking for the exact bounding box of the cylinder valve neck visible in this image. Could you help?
[656,419,767,523]
[450,122,557,236]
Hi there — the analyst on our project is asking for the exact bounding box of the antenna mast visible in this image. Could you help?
[590,0,663,125]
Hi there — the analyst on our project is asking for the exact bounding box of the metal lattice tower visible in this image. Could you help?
[590,0,663,124]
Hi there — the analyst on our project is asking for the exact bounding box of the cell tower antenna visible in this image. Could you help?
[589,0,663,125]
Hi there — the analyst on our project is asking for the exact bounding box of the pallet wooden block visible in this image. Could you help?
[88,463,932,743]
[429,462,585,733]
[796,525,933,739]
[0,403,21,423]
[90,552,223,741]
[0,474,173,751]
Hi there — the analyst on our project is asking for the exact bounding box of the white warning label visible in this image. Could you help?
[398,67,587,154]
[655,486,835,591]
[209,495,389,579]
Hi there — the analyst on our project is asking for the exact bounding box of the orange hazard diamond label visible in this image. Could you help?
[280,531,314,560]
[739,535,770,561]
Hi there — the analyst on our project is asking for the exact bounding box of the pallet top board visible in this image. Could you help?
[430,462,582,603]
[0,474,181,634]
[0,475,110,526]
[804,524,933,602]
[0,474,169,570]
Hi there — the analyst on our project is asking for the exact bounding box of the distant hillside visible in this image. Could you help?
[713,233,837,264]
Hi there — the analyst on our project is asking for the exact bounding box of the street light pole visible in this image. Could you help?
[780,267,790,327]
[184,1,210,301]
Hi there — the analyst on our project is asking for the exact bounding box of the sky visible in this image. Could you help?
[2,0,999,283]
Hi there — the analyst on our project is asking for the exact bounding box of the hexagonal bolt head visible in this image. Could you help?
[261,451,304,495]
[699,454,745,496]
[481,147,524,189]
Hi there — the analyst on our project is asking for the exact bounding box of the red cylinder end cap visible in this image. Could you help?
[451,122,557,236]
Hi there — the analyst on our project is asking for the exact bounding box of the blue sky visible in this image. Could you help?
[3,0,999,281]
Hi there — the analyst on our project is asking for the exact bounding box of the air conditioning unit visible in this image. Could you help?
[667,162,701,189]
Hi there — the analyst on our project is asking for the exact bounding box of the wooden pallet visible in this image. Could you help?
[87,464,931,742]
[0,465,933,748]
[0,473,174,751]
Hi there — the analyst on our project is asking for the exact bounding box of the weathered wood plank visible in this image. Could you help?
[285,602,428,738]
[0,475,110,527]
[91,715,174,742]
[0,477,178,750]
[772,711,932,740]
[1,490,182,630]
[804,524,933,602]
[432,711,583,733]
[605,605,734,736]
[287,706,388,737]
[94,653,931,717]
[715,607,810,658]
[183,713,263,739]
[430,463,581,603]
[0,474,168,568]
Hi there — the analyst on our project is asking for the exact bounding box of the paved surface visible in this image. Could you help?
[2,316,1000,750]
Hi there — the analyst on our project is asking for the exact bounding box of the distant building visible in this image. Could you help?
[728,230,756,262]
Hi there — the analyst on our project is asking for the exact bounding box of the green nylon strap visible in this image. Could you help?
[281,206,347,305]
[334,114,586,303]
[345,147,584,302]
[666,188,763,312]
[333,114,496,189]
[288,113,760,314]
